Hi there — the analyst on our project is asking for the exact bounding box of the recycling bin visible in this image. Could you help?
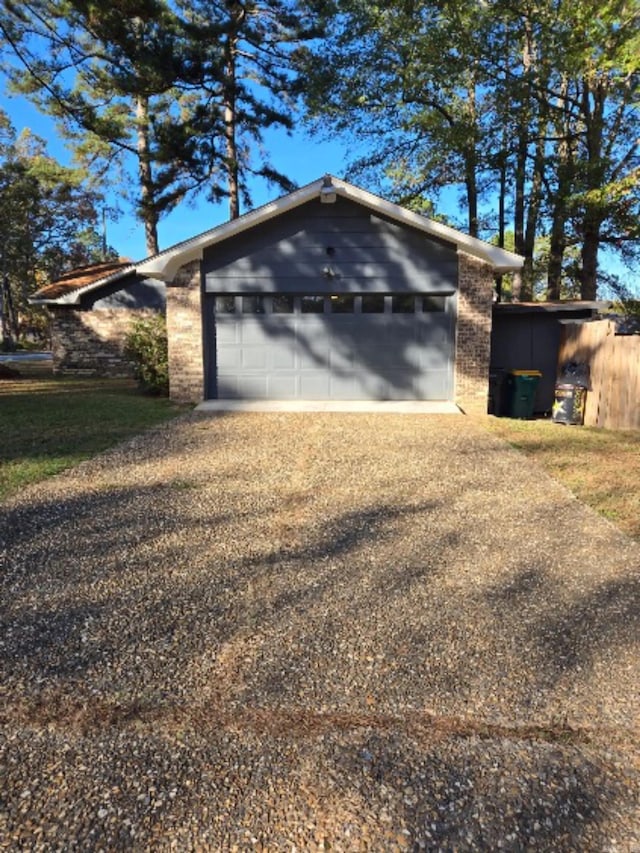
[552,383,587,425]
[505,370,542,419]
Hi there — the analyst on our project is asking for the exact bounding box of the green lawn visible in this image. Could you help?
[0,372,186,502]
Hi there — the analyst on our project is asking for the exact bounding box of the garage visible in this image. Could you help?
[201,184,467,402]
[209,291,454,400]
[35,176,524,410]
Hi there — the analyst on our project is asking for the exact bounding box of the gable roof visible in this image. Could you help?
[138,175,524,282]
[33,176,524,305]
[31,259,135,305]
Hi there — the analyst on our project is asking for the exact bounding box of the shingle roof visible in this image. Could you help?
[31,259,134,302]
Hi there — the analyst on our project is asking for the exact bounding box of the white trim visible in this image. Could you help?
[138,176,524,281]
[196,400,462,414]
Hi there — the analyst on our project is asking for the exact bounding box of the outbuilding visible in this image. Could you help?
[33,176,523,411]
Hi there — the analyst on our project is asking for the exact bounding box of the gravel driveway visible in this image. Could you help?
[1,412,639,850]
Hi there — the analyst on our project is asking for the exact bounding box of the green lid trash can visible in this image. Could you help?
[506,370,542,419]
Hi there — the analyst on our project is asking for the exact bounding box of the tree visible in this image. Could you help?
[298,1,493,237]
[299,0,640,300]
[0,0,223,255]
[0,0,320,249]
[176,0,320,219]
[0,114,112,347]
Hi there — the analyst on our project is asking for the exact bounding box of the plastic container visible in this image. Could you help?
[506,370,542,419]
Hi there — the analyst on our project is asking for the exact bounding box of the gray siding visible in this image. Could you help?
[204,198,458,295]
[85,275,166,310]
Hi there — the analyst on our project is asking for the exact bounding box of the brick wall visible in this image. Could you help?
[50,307,158,376]
[166,260,204,403]
[455,252,495,414]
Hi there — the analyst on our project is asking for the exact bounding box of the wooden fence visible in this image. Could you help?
[558,320,640,430]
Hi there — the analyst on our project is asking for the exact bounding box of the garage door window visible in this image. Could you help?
[300,295,324,313]
[392,295,415,313]
[272,294,295,313]
[242,295,266,314]
[330,295,355,313]
[422,296,446,312]
[215,295,236,313]
[362,294,385,313]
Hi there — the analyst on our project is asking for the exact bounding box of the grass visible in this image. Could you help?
[485,415,640,541]
[0,364,186,502]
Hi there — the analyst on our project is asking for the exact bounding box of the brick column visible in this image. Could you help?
[455,252,494,414]
[166,260,204,403]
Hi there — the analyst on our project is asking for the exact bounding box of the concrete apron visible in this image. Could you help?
[196,400,462,414]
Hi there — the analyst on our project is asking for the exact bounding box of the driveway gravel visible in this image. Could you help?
[1,412,639,850]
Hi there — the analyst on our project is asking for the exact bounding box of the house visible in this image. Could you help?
[31,258,166,376]
[32,176,523,411]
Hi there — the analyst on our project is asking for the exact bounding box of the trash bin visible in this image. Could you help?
[489,369,508,416]
[552,383,587,425]
[505,370,542,419]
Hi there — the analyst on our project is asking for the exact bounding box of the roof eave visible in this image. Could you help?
[29,264,136,306]
[138,176,524,279]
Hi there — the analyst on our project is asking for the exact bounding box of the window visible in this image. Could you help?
[421,296,446,312]
[215,295,236,313]
[362,294,385,313]
[272,294,294,313]
[242,295,266,314]
[301,295,325,314]
[330,295,355,313]
[392,295,415,313]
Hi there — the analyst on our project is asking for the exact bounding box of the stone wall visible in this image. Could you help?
[50,307,158,376]
[166,260,204,403]
[455,252,495,414]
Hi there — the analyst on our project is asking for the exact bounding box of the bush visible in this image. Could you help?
[125,314,169,395]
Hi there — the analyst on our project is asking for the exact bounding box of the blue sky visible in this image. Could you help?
[2,90,360,262]
[2,88,635,292]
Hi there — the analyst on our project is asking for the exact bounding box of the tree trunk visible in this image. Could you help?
[547,198,567,301]
[464,80,479,238]
[495,145,507,301]
[224,68,240,220]
[522,122,546,297]
[514,17,535,299]
[579,217,600,300]
[578,78,606,300]
[224,3,245,221]
[136,94,159,256]
[546,77,572,301]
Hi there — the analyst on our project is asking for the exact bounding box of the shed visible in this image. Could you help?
[490,301,609,414]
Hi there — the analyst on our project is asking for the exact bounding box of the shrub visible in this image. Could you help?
[125,314,169,395]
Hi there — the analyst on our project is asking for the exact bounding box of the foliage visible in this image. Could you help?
[0,0,320,250]
[124,313,169,395]
[298,0,640,300]
[602,275,640,318]
[0,113,115,348]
